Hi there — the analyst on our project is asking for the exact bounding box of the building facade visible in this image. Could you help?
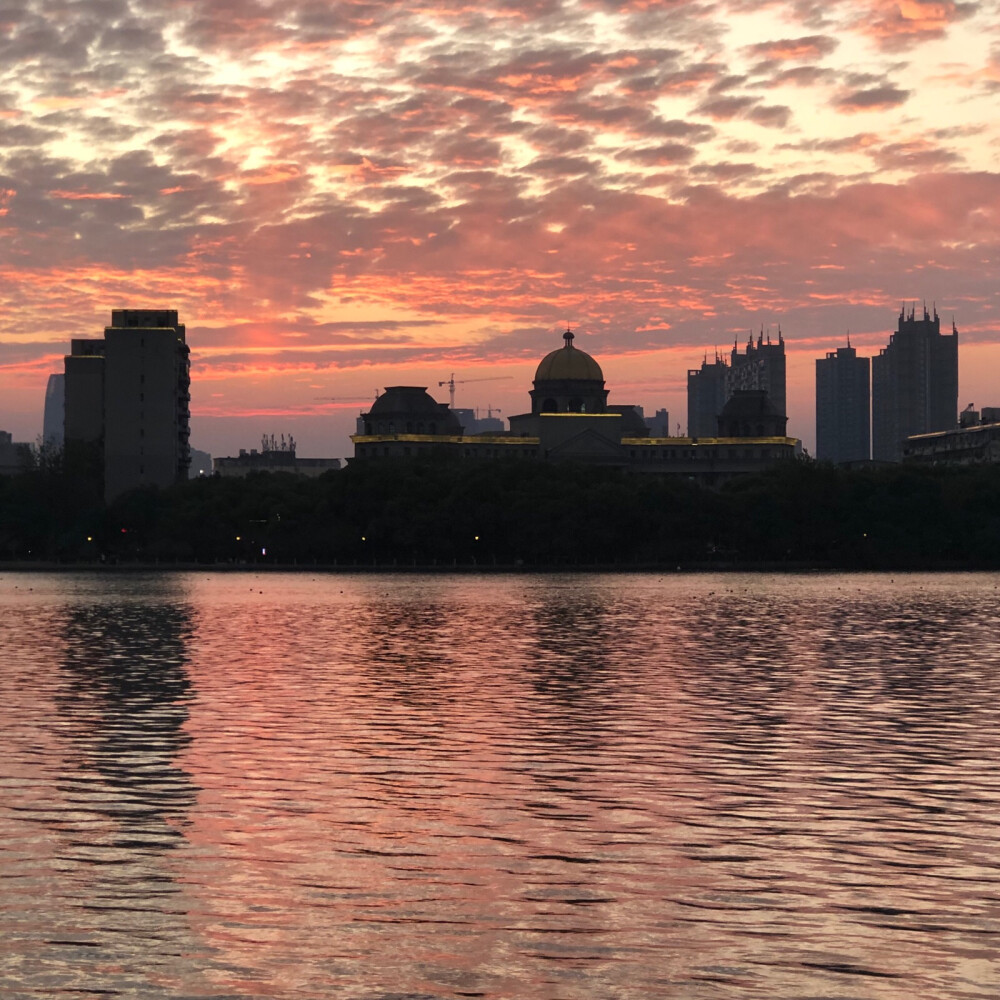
[728,331,786,422]
[872,305,958,462]
[687,332,787,438]
[63,309,191,500]
[687,355,729,438]
[42,374,65,449]
[0,431,31,477]
[903,405,1000,465]
[815,343,870,463]
[214,436,340,477]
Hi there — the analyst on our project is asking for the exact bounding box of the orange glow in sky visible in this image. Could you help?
[0,0,997,457]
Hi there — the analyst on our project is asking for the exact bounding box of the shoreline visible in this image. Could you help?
[0,560,993,574]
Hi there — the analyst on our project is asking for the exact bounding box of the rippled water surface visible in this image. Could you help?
[2,571,1000,999]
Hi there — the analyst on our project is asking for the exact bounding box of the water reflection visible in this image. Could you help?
[0,575,205,998]
[1,571,999,999]
[57,595,197,854]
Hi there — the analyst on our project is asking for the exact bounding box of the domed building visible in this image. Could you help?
[352,330,801,483]
[360,386,463,437]
[509,330,647,452]
[529,329,609,414]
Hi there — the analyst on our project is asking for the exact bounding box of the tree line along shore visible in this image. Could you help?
[3,456,1000,570]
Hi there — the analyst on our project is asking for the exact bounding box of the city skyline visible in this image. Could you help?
[0,2,998,459]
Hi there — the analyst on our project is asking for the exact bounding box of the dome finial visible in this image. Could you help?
[563,327,574,348]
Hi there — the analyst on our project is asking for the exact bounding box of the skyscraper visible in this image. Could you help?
[727,330,786,422]
[815,342,870,463]
[63,309,191,500]
[871,305,958,462]
[687,354,728,438]
[42,373,65,449]
[688,331,787,438]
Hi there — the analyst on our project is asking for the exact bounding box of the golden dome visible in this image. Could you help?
[534,330,604,382]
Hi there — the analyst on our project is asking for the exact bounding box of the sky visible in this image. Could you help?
[1,0,998,460]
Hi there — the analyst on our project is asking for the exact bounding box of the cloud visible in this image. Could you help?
[0,0,996,451]
[835,84,910,111]
[694,95,758,121]
[744,34,839,62]
[852,0,978,51]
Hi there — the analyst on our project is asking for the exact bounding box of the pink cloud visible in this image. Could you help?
[852,0,978,51]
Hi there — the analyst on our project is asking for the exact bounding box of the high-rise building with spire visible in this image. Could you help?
[727,329,786,423]
[872,305,958,462]
[687,330,787,438]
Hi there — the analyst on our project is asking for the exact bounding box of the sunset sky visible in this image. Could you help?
[1,0,998,459]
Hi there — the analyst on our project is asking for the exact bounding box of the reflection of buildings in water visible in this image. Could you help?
[57,594,198,852]
[671,597,799,732]
[353,582,465,710]
[516,586,633,783]
[524,594,617,710]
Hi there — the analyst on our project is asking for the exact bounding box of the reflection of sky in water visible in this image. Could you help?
[1,572,999,999]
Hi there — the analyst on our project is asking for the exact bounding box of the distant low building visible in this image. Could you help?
[903,405,1000,466]
[0,431,32,477]
[644,408,671,437]
[214,436,340,478]
[452,408,505,434]
[189,448,213,477]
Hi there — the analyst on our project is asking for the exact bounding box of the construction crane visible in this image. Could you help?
[438,374,512,409]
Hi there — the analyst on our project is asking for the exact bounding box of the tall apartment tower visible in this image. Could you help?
[63,309,191,500]
[687,354,729,437]
[42,373,66,449]
[871,305,958,462]
[815,342,870,463]
[728,330,786,422]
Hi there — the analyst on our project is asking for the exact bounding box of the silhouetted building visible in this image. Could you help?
[529,329,609,414]
[353,330,802,484]
[872,305,958,462]
[815,342,870,463]
[189,449,213,477]
[688,332,787,438]
[903,402,1000,465]
[644,408,671,437]
[717,390,787,438]
[63,309,191,500]
[0,431,31,476]
[728,330,786,422]
[214,434,339,477]
[359,386,463,437]
[687,354,728,438]
[43,374,65,449]
[64,339,106,445]
[452,408,505,434]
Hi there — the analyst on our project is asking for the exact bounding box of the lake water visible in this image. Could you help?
[1,571,999,999]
